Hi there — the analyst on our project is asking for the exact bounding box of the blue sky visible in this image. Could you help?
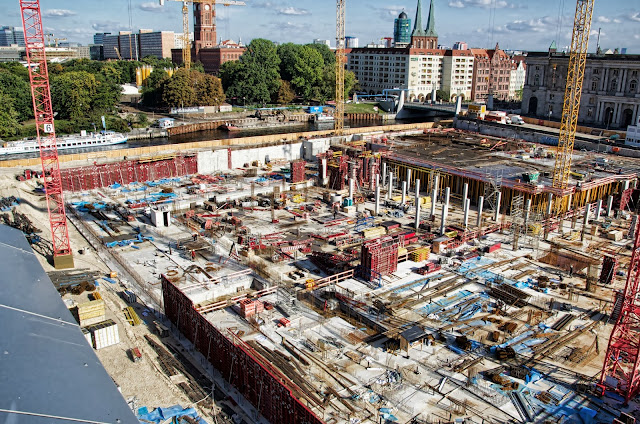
[2,0,638,53]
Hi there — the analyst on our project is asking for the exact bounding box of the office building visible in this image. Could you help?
[313,39,331,48]
[345,36,359,49]
[139,30,175,59]
[93,32,111,45]
[0,26,25,47]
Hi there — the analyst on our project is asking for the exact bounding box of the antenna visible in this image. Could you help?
[596,27,601,53]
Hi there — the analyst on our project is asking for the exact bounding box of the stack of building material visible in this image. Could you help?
[77,299,106,327]
[363,226,386,239]
[291,159,306,183]
[86,319,120,350]
[239,299,264,318]
[410,247,430,262]
[361,236,399,281]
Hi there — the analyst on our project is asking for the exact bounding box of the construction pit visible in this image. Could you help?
[2,126,640,424]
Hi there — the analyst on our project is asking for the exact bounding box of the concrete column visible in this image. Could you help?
[444,186,450,207]
[382,163,387,186]
[546,193,553,216]
[463,198,470,228]
[596,199,603,221]
[584,203,591,225]
[415,179,421,230]
[524,198,532,229]
[431,89,437,103]
[477,196,484,227]
[321,158,327,182]
[462,183,469,209]
[406,169,411,189]
[431,188,437,217]
[348,178,354,201]
[567,194,573,211]
[455,95,463,115]
[624,180,630,191]
[374,174,380,216]
[387,172,394,200]
[495,192,502,222]
[607,195,614,217]
[434,175,440,201]
[401,181,407,205]
[440,204,448,235]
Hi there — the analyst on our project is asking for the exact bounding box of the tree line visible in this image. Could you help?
[142,39,357,108]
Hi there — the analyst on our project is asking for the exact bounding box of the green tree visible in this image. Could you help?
[138,112,149,127]
[142,68,170,107]
[0,93,20,138]
[193,73,225,106]
[515,88,523,101]
[313,66,357,103]
[436,89,450,102]
[162,68,196,107]
[274,80,295,104]
[0,70,33,122]
[50,71,98,120]
[305,43,335,66]
[221,39,280,104]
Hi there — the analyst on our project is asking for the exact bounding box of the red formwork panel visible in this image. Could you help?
[291,159,306,183]
[161,276,324,424]
[61,155,198,192]
[361,236,399,281]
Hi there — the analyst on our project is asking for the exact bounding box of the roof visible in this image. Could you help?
[0,225,138,424]
[411,0,426,37]
[400,325,428,343]
[398,11,408,19]
[425,0,437,37]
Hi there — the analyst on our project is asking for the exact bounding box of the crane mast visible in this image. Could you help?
[335,0,345,136]
[551,0,594,209]
[19,0,73,268]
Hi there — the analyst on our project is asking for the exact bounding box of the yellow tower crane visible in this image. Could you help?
[160,0,245,70]
[551,0,595,212]
[335,0,346,135]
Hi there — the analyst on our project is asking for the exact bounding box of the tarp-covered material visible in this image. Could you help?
[137,405,206,424]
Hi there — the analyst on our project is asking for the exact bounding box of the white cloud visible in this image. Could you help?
[278,7,310,16]
[628,12,640,22]
[590,29,605,37]
[42,9,76,18]
[91,20,129,33]
[373,5,407,19]
[448,0,514,9]
[139,2,164,12]
[490,15,557,34]
[596,16,622,24]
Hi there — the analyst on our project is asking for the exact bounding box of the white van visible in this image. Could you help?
[508,114,525,125]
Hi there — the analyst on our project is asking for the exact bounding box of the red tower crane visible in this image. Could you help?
[19,0,73,269]
[598,216,640,404]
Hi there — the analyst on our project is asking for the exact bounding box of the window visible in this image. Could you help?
[589,97,595,104]
[587,108,594,117]
[630,80,638,92]
[610,79,617,91]
[591,80,598,91]
[593,68,599,75]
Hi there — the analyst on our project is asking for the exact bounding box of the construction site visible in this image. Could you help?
[3,0,640,423]
[3,123,640,423]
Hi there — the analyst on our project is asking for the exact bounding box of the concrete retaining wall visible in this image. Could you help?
[197,142,304,174]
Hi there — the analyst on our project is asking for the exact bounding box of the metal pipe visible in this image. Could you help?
[546,193,553,216]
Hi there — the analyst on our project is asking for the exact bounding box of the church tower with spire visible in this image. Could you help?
[411,0,438,49]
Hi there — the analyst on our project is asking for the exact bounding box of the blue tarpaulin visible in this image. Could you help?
[137,405,206,424]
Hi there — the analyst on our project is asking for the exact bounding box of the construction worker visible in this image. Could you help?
[192,233,198,241]
[191,250,196,261]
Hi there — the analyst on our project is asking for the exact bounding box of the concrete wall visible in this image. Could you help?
[197,142,304,174]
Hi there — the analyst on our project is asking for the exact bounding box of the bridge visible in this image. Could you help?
[402,102,466,117]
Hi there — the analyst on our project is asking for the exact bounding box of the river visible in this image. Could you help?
[1,118,427,161]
